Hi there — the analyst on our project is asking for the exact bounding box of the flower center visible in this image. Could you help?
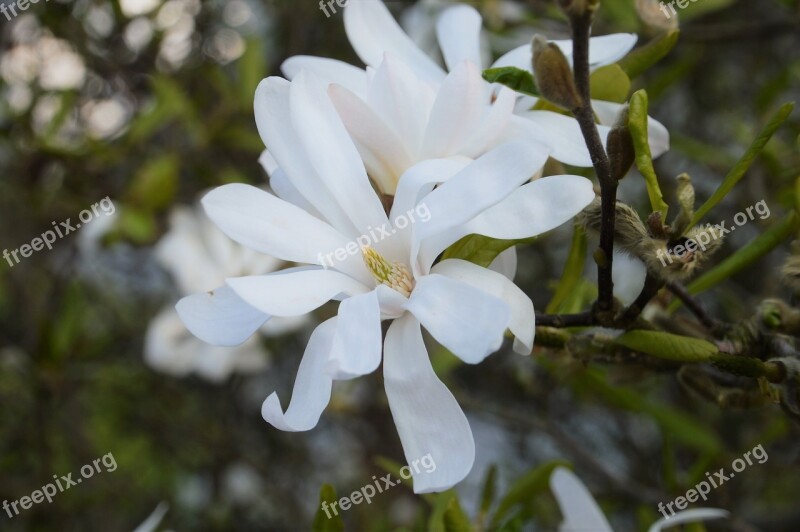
[361,246,414,297]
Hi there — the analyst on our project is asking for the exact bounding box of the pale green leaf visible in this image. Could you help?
[630,89,669,218]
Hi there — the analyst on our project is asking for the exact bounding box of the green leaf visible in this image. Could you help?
[482,67,539,98]
[589,64,631,103]
[117,208,156,244]
[441,235,536,268]
[546,225,588,314]
[479,465,497,518]
[618,30,680,79]
[127,154,179,211]
[629,89,669,218]
[670,213,799,311]
[312,484,344,532]
[689,102,795,226]
[491,461,570,527]
[614,330,718,363]
[443,497,472,532]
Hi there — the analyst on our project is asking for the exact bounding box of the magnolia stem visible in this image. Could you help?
[569,10,617,314]
[665,281,725,334]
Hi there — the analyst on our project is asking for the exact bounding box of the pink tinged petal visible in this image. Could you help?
[175,285,269,346]
[612,251,647,306]
[506,112,611,167]
[489,247,518,281]
[281,56,368,96]
[592,100,669,158]
[368,54,437,160]
[550,467,614,532]
[328,83,415,194]
[421,61,488,159]
[201,184,351,266]
[290,71,390,236]
[262,317,338,432]
[254,77,354,232]
[383,314,475,493]
[431,259,534,355]
[647,509,729,532]
[226,269,370,317]
[436,5,483,71]
[403,274,510,364]
[344,0,445,83]
[328,290,383,380]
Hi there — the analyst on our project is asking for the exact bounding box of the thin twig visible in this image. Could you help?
[568,10,617,314]
[665,280,723,333]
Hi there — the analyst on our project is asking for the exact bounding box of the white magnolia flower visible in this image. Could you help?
[281,0,669,169]
[146,205,303,382]
[550,467,729,532]
[177,71,596,492]
[612,250,648,306]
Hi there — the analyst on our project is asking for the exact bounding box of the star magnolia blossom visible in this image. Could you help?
[550,467,729,532]
[281,0,669,173]
[176,70,596,492]
[146,205,304,382]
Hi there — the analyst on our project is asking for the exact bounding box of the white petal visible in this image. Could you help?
[460,86,517,157]
[329,83,414,194]
[201,184,352,267]
[383,314,475,493]
[421,61,489,159]
[492,33,637,72]
[404,274,510,363]
[290,71,389,236]
[460,174,596,239]
[227,269,370,317]
[269,167,324,218]
[175,285,269,346]
[431,259,534,355]
[612,251,647,306]
[281,55,368,96]
[133,502,169,532]
[507,112,611,167]
[550,467,613,532]
[262,318,337,432]
[258,149,278,176]
[647,508,729,532]
[592,99,670,158]
[390,156,472,224]
[489,247,518,281]
[367,54,437,161]
[413,140,550,273]
[328,289,383,380]
[436,5,483,71]
[254,77,355,232]
[344,0,445,83]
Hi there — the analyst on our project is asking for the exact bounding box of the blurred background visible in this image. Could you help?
[1,0,799,530]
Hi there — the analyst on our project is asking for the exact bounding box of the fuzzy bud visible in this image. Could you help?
[532,35,582,111]
[670,173,695,236]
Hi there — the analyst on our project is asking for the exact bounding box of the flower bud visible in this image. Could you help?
[531,35,582,111]
[670,173,695,235]
[607,104,635,181]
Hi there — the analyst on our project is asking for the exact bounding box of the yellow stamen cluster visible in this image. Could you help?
[361,246,414,297]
